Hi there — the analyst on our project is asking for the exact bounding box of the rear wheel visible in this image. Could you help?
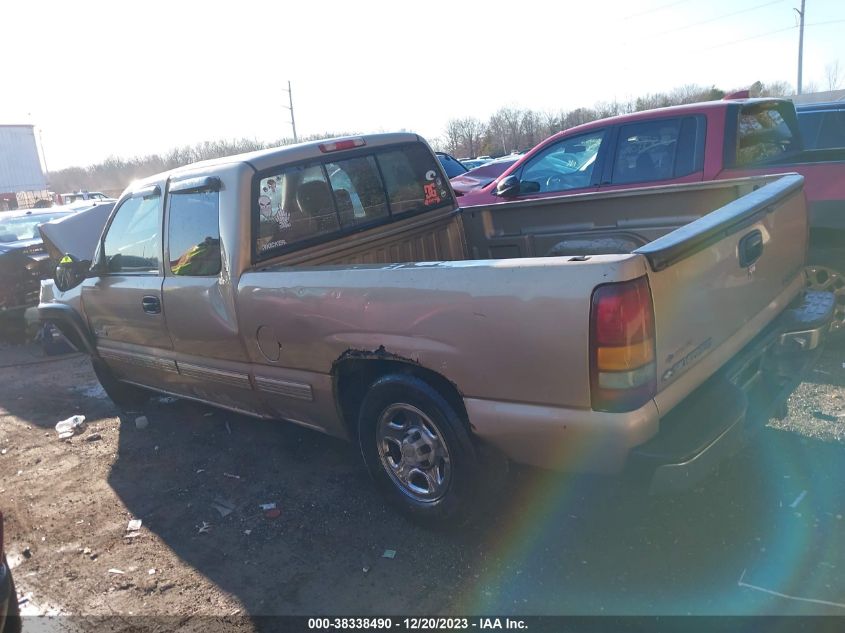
[92,359,149,410]
[358,374,479,524]
[806,248,845,342]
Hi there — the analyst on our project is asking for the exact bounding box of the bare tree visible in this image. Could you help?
[826,60,843,91]
[453,117,486,158]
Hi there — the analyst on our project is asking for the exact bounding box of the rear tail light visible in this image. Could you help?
[590,276,656,412]
[318,137,366,153]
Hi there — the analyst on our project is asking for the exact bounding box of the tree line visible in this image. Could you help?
[436,81,792,159]
[47,80,795,195]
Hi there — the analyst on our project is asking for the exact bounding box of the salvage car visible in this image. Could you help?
[39,133,833,522]
[0,511,21,633]
[450,154,520,196]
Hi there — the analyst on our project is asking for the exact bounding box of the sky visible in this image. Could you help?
[1,0,844,170]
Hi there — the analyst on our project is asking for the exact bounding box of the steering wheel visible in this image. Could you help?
[545,174,573,190]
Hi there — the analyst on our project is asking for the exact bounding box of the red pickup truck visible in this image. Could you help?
[458,97,845,332]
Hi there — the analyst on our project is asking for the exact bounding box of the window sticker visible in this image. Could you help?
[423,182,442,206]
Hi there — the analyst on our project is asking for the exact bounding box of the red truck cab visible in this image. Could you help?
[458,97,845,330]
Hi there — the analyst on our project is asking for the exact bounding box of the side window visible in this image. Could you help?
[255,164,340,256]
[611,118,682,185]
[168,189,221,277]
[736,103,798,166]
[817,111,845,149]
[326,156,389,228]
[520,130,605,193]
[102,194,162,273]
[377,144,452,214]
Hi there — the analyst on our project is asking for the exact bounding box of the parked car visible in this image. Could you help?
[0,207,78,316]
[450,155,520,196]
[0,511,21,633]
[458,97,845,332]
[435,152,468,178]
[796,101,845,150]
[59,191,112,205]
[39,133,832,523]
[460,158,490,170]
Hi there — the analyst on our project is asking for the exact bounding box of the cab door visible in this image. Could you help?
[81,184,176,390]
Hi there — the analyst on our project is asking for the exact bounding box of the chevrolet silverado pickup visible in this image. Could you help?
[458,97,845,334]
[38,133,833,522]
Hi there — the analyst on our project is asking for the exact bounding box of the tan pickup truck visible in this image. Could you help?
[39,133,833,522]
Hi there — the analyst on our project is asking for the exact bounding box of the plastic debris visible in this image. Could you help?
[1,448,7,455]
[363,566,370,573]
[84,433,102,442]
[382,549,396,559]
[108,569,125,575]
[127,519,142,532]
[225,421,232,435]
[812,411,837,422]
[148,569,156,575]
[243,530,252,536]
[258,503,276,511]
[223,473,240,480]
[790,490,808,509]
[55,415,86,439]
[211,498,235,518]
[203,412,214,417]
[196,469,205,474]
[265,508,281,519]
[197,521,212,534]
[135,416,149,430]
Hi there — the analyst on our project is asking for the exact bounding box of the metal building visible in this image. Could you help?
[0,124,48,210]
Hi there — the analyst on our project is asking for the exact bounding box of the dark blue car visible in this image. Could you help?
[796,101,845,150]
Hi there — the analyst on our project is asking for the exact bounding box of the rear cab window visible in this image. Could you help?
[733,101,800,166]
[254,141,452,261]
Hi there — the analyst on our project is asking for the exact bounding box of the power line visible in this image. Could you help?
[621,0,694,21]
[696,17,845,52]
[651,0,784,38]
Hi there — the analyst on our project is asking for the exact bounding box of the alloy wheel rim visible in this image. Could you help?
[376,403,451,503]
[805,264,845,332]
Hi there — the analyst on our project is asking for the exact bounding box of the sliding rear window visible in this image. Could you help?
[734,102,800,166]
[254,142,452,261]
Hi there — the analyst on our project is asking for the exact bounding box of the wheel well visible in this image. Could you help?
[333,357,470,440]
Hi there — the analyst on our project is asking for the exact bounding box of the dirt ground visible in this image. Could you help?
[2,342,845,630]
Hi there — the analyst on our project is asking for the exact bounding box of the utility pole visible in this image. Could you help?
[283,80,298,143]
[795,0,806,95]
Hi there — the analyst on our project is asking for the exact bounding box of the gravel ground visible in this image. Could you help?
[1,344,845,631]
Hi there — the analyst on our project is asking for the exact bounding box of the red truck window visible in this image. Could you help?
[735,102,798,166]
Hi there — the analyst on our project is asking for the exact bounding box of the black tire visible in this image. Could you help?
[92,359,149,410]
[806,248,845,344]
[358,374,479,524]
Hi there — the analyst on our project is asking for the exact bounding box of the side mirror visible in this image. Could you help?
[495,175,521,197]
[54,254,92,292]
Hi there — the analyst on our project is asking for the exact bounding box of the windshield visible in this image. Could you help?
[0,213,66,243]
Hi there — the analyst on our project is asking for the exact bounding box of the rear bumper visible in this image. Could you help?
[467,290,834,486]
[629,289,834,493]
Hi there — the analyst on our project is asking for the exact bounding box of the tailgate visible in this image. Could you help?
[634,174,807,414]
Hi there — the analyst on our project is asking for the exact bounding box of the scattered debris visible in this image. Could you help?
[22,547,32,559]
[203,412,214,417]
[382,549,396,559]
[264,508,281,519]
[223,472,241,480]
[84,433,102,442]
[148,569,156,575]
[197,521,212,534]
[135,416,149,430]
[211,498,236,518]
[1,448,7,455]
[243,530,252,536]
[108,569,125,575]
[363,566,370,573]
[55,415,86,439]
[196,469,205,474]
[812,411,837,422]
[225,421,232,435]
[790,491,808,509]
[738,568,845,609]
[127,519,143,532]
[258,503,276,511]
[157,396,178,404]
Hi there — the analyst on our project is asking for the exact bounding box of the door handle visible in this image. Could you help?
[738,229,763,268]
[141,296,161,314]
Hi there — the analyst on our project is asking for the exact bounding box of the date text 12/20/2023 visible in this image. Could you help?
[307,617,528,630]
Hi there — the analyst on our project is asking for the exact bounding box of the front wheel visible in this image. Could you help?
[358,374,479,524]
